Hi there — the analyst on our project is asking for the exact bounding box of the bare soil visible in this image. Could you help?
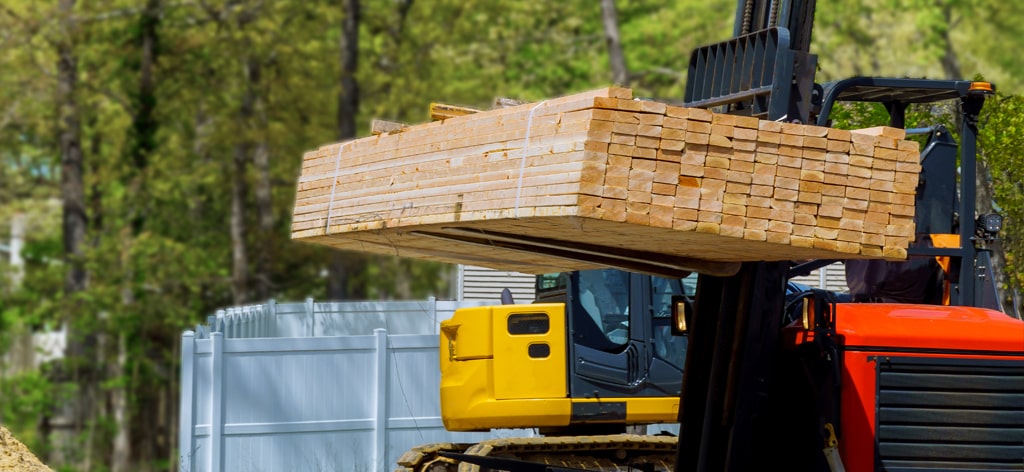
[0,427,52,472]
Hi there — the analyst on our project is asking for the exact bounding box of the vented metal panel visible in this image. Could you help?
[459,265,536,303]
[789,262,849,292]
[875,356,1024,471]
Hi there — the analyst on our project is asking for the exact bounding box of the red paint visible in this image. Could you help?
[834,303,1024,353]
[834,304,1024,472]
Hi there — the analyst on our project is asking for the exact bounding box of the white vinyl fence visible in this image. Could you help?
[179,298,530,472]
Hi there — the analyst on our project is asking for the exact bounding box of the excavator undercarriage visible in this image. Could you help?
[396,435,677,472]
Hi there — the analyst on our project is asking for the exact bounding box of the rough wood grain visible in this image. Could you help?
[291,87,919,270]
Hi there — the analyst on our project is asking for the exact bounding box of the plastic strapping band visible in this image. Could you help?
[514,100,547,218]
[325,142,347,233]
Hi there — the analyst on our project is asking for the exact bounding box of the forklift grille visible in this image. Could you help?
[875,356,1024,471]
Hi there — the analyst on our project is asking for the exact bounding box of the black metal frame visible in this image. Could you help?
[684,27,795,120]
[687,0,817,122]
[676,261,789,472]
[732,0,817,53]
[817,77,995,309]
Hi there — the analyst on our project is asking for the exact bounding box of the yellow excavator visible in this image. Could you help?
[389,0,1024,470]
[398,269,692,471]
[440,270,692,433]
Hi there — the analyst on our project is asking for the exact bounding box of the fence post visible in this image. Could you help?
[428,296,438,335]
[266,299,276,337]
[373,328,388,472]
[210,332,225,472]
[179,331,196,472]
[305,297,315,337]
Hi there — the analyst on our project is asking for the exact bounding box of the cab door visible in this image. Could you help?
[568,270,647,397]
[643,274,691,394]
[568,270,690,399]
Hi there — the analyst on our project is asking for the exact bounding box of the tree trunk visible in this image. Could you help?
[110,332,130,472]
[166,338,181,472]
[59,0,86,299]
[975,156,1010,306]
[56,0,92,467]
[936,5,1009,307]
[252,77,273,300]
[127,0,160,233]
[600,0,629,86]
[9,213,25,288]
[190,108,213,222]
[337,0,359,141]
[230,4,270,305]
[394,258,412,299]
[327,0,362,300]
[115,2,161,468]
[251,55,273,301]
[939,5,963,82]
[230,138,250,304]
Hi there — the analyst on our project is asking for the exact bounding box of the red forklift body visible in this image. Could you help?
[834,304,1024,472]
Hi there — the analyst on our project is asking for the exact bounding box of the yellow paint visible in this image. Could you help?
[930,233,960,249]
[439,303,679,432]
[493,305,567,400]
[930,233,960,305]
[441,304,568,431]
[440,306,493,361]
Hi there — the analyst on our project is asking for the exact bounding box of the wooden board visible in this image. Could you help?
[291,87,920,275]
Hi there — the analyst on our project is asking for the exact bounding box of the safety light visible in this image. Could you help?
[671,295,692,336]
[969,81,995,93]
[977,213,1002,235]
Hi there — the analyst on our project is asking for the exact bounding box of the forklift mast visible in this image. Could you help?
[677,3,819,470]
[685,0,818,122]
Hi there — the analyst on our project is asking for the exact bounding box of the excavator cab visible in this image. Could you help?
[438,269,696,433]
[540,269,693,410]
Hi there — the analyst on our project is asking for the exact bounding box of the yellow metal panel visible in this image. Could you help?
[440,303,572,431]
[440,357,495,431]
[492,304,567,400]
[442,358,571,431]
[440,306,493,361]
[441,353,572,431]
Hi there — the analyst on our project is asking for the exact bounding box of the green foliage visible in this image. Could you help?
[813,0,1024,93]
[978,94,1024,295]
[826,102,891,129]
[618,0,731,98]
[0,368,70,456]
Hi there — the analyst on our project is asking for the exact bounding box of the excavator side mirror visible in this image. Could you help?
[801,296,815,330]
[500,287,515,305]
[671,295,693,336]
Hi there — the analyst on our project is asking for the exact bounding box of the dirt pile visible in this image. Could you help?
[0,427,52,472]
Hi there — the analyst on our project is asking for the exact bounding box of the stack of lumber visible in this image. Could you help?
[291,87,921,275]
